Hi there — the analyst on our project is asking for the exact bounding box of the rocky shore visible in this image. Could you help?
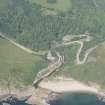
[1,78,105,105]
[0,86,105,105]
[0,86,60,105]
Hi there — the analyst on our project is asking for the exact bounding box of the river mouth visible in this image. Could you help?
[48,93,105,105]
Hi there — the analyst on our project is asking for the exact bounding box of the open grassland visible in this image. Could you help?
[29,0,71,12]
[59,43,105,88]
[0,38,46,87]
[0,0,8,8]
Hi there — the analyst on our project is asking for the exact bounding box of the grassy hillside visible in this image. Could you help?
[58,43,105,88]
[0,38,46,88]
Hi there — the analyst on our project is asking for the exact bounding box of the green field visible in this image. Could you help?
[0,0,8,7]
[0,38,46,88]
[29,0,71,12]
[58,43,105,88]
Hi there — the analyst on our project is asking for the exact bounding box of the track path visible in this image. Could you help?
[1,32,105,104]
[33,34,98,87]
[0,32,98,87]
[0,33,46,56]
[0,33,97,65]
[55,34,98,64]
[32,51,64,87]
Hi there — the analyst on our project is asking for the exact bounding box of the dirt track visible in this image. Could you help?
[0,33,46,56]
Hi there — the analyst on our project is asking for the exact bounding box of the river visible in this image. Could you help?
[48,93,105,105]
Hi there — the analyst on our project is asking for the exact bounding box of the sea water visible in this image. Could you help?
[0,93,105,105]
[49,93,105,105]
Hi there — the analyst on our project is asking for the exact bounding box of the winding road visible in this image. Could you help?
[62,40,97,64]
[56,34,98,64]
[32,34,98,87]
[0,33,97,65]
[0,32,98,87]
[1,32,105,104]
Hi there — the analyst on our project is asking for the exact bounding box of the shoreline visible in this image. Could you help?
[0,79,105,104]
